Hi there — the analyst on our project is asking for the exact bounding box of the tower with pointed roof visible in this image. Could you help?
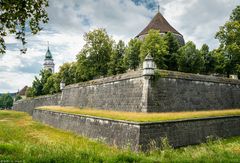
[136,10,185,45]
[43,45,55,73]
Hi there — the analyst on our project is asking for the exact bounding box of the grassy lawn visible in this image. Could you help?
[38,106,240,122]
[0,110,240,162]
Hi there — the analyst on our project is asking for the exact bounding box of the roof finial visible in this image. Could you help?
[158,4,160,13]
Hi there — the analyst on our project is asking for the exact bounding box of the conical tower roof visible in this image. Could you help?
[45,47,53,60]
[136,12,182,37]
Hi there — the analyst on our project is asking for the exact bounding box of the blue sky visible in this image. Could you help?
[0,0,239,93]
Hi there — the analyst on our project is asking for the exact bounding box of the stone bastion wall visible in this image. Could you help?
[148,70,240,112]
[60,70,144,112]
[13,93,61,115]
[13,69,240,113]
[33,109,240,151]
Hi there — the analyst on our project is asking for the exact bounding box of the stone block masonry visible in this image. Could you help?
[139,116,240,149]
[33,109,240,151]
[60,70,145,112]
[13,69,240,113]
[148,70,240,112]
[33,109,141,151]
[13,94,61,115]
[60,69,240,112]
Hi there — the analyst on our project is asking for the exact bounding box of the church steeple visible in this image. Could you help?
[45,46,53,60]
[43,42,55,73]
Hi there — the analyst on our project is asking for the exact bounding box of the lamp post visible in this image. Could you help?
[143,54,156,76]
[60,80,65,91]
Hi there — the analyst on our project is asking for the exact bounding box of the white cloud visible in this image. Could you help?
[168,0,240,48]
[0,72,35,93]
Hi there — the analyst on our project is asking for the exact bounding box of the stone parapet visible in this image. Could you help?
[156,70,240,85]
[13,94,61,115]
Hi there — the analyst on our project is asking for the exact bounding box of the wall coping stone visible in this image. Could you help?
[157,70,240,85]
[64,70,143,89]
[14,93,61,104]
[63,69,240,90]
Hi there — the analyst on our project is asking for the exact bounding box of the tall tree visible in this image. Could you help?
[200,44,212,74]
[205,52,216,74]
[43,73,61,94]
[140,29,168,69]
[108,40,126,75]
[200,44,209,58]
[76,54,92,82]
[31,69,52,96]
[177,41,205,73]
[216,5,240,76]
[212,49,227,75]
[26,87,34,97]
[230,5,240,21]
[163,32,180,71]
[123,39,142,70]
[0,94,13,109]
[0,0,49,54]
[76,29,114,79]
[58,62,77,85]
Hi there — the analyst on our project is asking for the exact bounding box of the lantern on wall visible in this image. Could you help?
[143,54,156,76]
[60,80,65,90]
[229,74,238,80]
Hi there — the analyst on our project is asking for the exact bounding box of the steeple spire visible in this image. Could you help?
[158,4,160,13]
[47,41,49,50]
[45,42,52,59]
[43,41,55,73]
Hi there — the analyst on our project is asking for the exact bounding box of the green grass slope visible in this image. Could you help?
[38,106,240,122]
[0,110,240,162]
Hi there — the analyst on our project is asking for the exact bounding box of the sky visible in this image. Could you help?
[0,0,239,93]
